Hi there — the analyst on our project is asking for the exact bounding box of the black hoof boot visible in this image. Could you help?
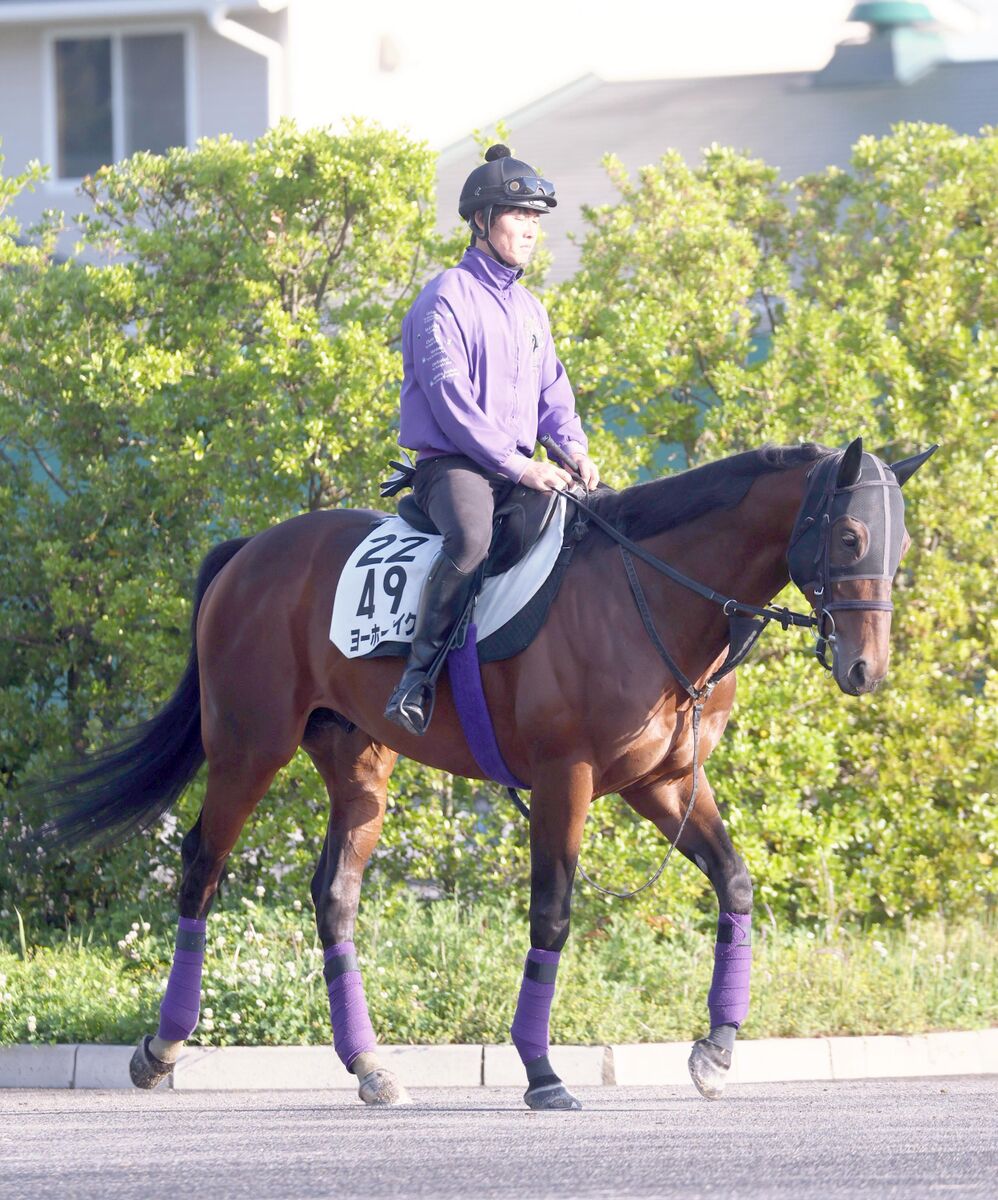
[688,1037,732,1100]
[523,1055,582,1110]
[524,1080,583,1110]
[129,1036,175,1090]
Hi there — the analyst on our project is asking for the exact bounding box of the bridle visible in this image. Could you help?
[509,445,907,898]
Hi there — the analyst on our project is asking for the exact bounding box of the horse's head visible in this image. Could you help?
[787,437,937,696]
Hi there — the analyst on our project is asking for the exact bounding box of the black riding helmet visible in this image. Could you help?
[458,144,556,264]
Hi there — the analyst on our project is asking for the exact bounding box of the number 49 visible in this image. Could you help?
[356,566,408,619]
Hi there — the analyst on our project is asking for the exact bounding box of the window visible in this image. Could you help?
[53,32,188,179]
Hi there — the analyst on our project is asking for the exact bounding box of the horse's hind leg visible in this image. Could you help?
[130,750,292,1089]
[303,717,407,1105]
[622,768,753,1101]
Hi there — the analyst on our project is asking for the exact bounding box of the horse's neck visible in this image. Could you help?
[638,465,809,675]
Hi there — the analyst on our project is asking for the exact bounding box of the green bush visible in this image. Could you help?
[1,901,994,1045]
[0,121,994,931]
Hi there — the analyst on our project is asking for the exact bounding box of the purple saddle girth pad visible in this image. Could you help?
[707,911,752,1028]
[158,916,206,1042]
[447,623,527,789]
[324,941,377,1070]
[510,947,561,1064]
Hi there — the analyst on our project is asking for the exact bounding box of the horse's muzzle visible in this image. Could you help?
[840,657,884,696]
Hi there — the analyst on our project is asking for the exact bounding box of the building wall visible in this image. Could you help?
[0,25,46,185]
[0,11,272,244]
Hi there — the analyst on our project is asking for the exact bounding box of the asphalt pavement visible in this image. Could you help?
[1,1077,995,1199]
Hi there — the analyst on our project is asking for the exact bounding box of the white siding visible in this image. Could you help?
[0,12,272,250]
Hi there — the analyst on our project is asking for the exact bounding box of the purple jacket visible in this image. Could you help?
[398,247,588,482]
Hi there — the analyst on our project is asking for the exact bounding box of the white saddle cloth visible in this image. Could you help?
[329,496,566,658]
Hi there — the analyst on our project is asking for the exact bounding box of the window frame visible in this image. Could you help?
[42,22,197,189]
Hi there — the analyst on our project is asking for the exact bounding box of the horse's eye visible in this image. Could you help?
[841,532,858,547]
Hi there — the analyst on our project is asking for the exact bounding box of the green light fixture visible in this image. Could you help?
[848,3,935,26]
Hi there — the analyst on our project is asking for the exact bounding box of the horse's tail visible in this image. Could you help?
[33,537,252,850]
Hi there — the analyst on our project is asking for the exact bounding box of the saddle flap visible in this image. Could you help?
[484,486,560,577]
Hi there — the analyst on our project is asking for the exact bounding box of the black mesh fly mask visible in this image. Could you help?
[786,444,906,672]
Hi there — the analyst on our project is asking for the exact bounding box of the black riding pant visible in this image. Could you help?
[412,455,516,574]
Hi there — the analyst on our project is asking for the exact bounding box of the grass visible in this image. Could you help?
[1,897,994,1046]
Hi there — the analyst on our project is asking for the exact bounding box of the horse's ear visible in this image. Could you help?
[835,437,864,488]
[891,444,939,487]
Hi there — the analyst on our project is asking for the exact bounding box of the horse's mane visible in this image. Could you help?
[589,443,831,538]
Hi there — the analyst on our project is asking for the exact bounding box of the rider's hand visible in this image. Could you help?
[519,460,573,492]
[574,454,601,490]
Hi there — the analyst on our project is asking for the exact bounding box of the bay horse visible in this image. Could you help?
[36,436,934,1108]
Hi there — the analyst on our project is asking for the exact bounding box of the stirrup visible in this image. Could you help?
[384,672,436,736]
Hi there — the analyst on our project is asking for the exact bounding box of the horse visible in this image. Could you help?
[34,435,935,1109]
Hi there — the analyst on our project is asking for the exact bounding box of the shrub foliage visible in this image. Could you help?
[0,121,994,936]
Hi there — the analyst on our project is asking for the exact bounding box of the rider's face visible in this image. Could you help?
[477,207,543,267]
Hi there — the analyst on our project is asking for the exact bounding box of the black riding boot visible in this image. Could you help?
[383,551,476,736]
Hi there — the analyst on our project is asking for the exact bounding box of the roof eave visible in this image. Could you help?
[0,0,287,24]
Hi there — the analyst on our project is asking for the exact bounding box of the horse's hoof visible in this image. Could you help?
[524,1081,583,1111]
[688,1038,731,1100]
[129,1036,174,1090]
[357,1068,412,1106]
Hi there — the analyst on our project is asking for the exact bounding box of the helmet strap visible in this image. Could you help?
[470,205,519,271]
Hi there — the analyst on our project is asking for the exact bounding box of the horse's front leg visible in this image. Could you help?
[622,767,753,1101]
[511,758,593,1111]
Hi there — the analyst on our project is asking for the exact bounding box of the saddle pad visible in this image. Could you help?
[330,497,567,659]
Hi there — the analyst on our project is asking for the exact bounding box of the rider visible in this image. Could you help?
[384,144,600,736]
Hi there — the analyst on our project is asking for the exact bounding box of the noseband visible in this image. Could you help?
[786,452,903,672]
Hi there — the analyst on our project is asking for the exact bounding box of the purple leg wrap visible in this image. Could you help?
[510,948,561,1065]
[707,911,752,1029]
[157,916,207,1042]
[324,941,377,1070]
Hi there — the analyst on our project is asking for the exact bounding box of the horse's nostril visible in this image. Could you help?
[847,659,869,691]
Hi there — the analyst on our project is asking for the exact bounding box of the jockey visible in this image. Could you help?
[384,144,600,736]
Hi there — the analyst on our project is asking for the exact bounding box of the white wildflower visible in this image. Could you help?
[292,900,302,912]
[26,1014,37,1033]
[255,885,266,898]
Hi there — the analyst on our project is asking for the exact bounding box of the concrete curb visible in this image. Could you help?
[1,1029,995,1090]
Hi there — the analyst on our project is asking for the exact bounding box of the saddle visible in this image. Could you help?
[384,457,564,577]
